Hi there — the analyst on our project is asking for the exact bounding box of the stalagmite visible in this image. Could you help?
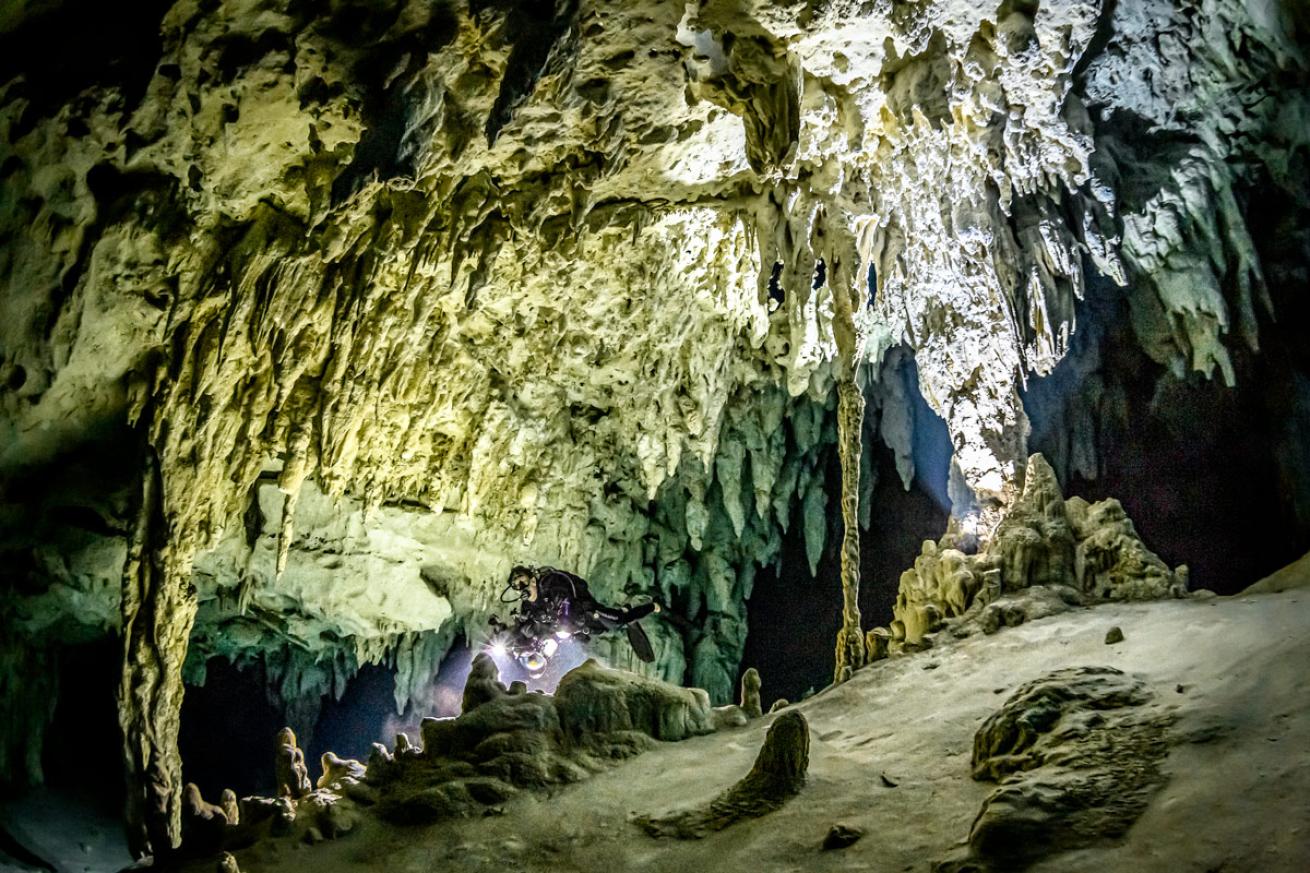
[181,782,229,855]
[462,653,508,714]
[274,727,311,799]
[220,789,239,827]
[740,668,763,720]
[317,752,367,790]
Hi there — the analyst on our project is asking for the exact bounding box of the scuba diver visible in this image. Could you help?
[490,565,659,674]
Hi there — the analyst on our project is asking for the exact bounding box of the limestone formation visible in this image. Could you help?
[1246,550,1310,594]
[164,660,720,862]
[739,667,763,720]
[637,710,810,839]
[555,659,716,743]
[393,733,414,757]
[316,752,367,790]
[181,783,230,856]
[274,727,311,800]
[225,785,357,852]
[379,659,715,825]
[822,823,864,851]
[1,0,1304,850]
[938,667,1174,870]
[888,454,1187,647]
[832,379,867,683]
[461,652,508,714]
[864,627,890,662]
[219,789,239,828]
[711,706,749,731]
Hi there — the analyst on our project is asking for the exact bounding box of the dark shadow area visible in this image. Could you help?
[738,449,843,705]
[42,639,123,807]
[0,640,133,873]
[859,443,952,640]
[741,421,951,705]
[0,0,173,137]
[307,663,401,769]
[1026,173,1310,594]
[181,637,477,798]
[307,646,479,770]
[179,660,283,799]
[1050,347,1303,594]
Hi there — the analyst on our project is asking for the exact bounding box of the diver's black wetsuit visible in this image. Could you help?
[515,566,657,661]
[530,567,653,626]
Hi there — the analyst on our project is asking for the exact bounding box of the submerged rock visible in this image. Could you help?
[822,823,864,850]
[938,666,1174,870]
[375,659,717,827]
[637,710,810,839]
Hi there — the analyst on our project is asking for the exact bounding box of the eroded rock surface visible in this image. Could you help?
[937,666,1174,871]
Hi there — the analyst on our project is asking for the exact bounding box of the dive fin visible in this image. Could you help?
[626,622,655,662]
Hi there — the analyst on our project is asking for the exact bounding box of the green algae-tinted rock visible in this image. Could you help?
[554,659,715,742]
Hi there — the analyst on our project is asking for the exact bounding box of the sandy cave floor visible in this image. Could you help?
[171,588,1310,873]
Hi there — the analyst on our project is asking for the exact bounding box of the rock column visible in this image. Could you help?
[117,451,199,858]
[832,378,866,682]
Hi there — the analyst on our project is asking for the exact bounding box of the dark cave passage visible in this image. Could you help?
[179,660,284,799]
[1026,177,1310,596]
[1053,363,1305,595]
[42,639,123,808]
[740,420,951,706]
[177,640,479,800]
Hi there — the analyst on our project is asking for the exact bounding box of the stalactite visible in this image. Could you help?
[275,422,312,578]
[117,449,199,857]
